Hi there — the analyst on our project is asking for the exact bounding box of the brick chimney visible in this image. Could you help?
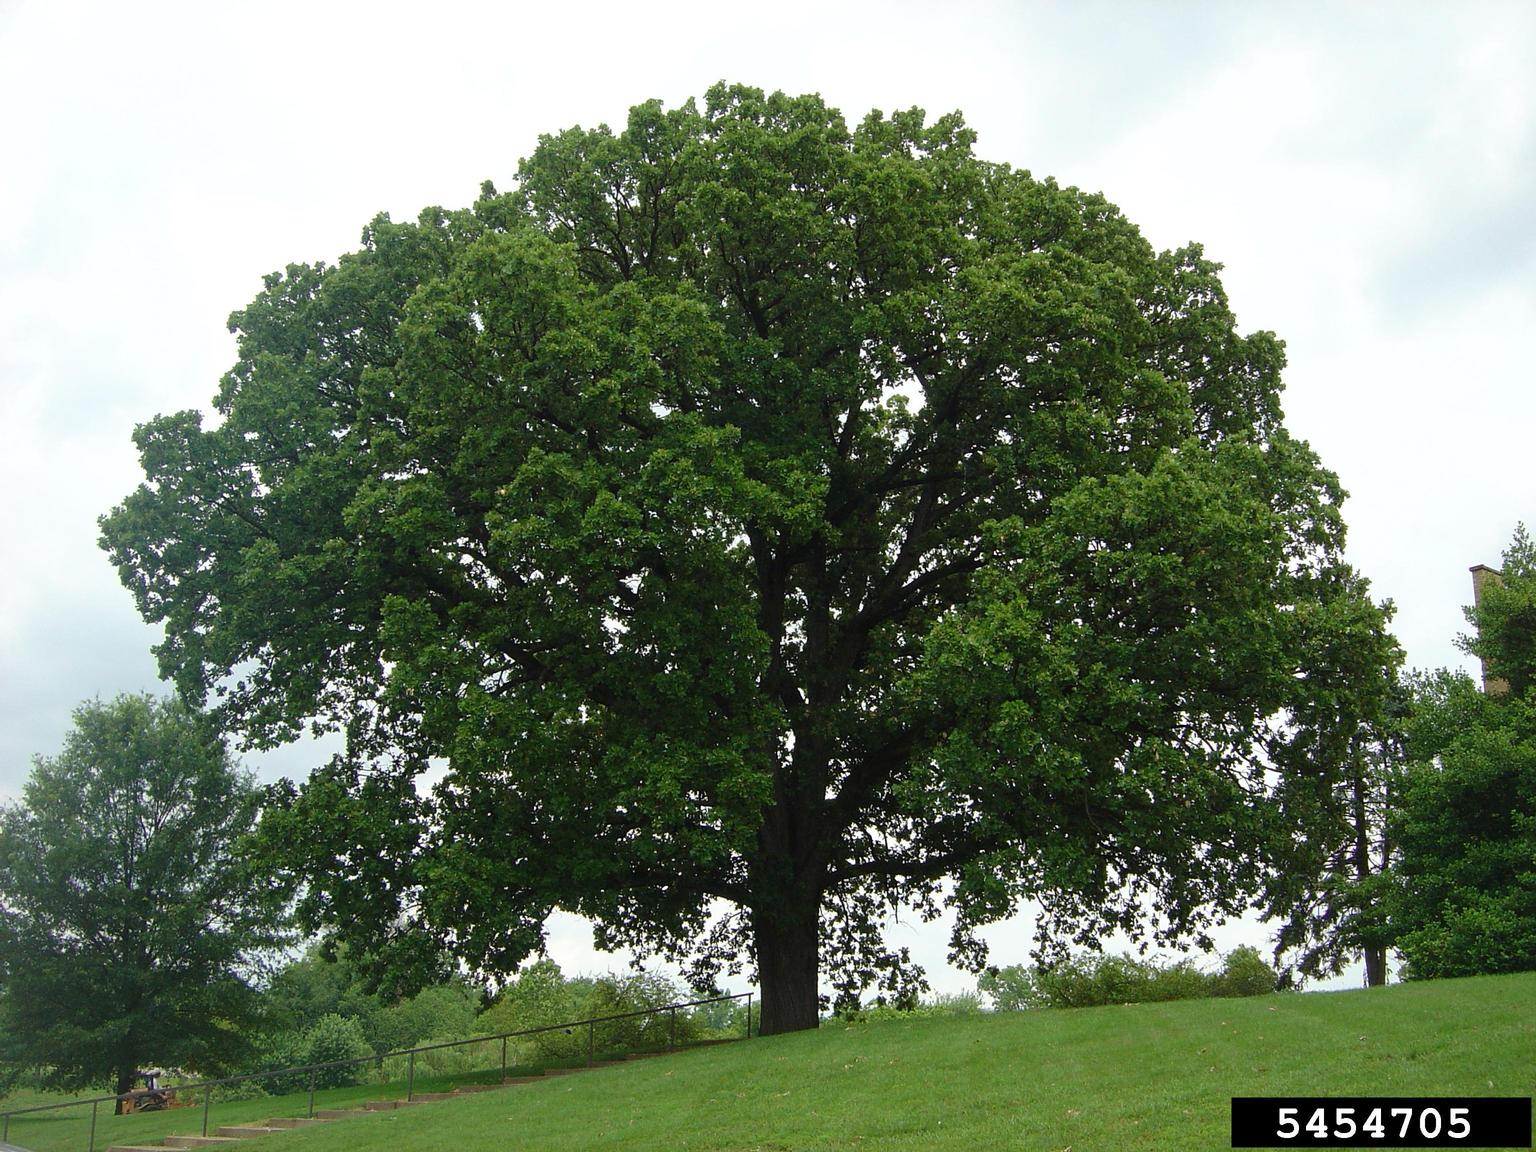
[1469,563,1509,696]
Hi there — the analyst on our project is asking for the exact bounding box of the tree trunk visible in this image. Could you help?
[114,1066,136,1115]
[753,901,821,1035]
[1364,946,1387,988]
[1350,767,1389,988]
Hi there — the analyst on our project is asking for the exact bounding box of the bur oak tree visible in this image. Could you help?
[0,696,290,1104]
[102,85,1388,1033]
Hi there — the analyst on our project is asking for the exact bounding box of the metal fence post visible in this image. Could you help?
[500,1036,508,1082]
[407,1051,415,1102]
[586,1020,595,1067]
[668,1006,677,1051]
[202,1085,211,1137]
[307,1068,316,1119]
[4,1109,9,1142]
[745,992,753,1039]
[88,1099,98,1152]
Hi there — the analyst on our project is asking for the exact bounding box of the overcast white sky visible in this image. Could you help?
[2,0,1532,995]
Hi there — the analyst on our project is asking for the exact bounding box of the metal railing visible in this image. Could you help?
[0,990,754,1152]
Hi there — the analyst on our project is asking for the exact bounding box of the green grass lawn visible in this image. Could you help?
[7,974,1534,1152]
[0,1051,612,1152]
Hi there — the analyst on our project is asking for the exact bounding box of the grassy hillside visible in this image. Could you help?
[9,974,1535,1151]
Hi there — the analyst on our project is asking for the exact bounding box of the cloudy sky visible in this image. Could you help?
[2,0,1532,993]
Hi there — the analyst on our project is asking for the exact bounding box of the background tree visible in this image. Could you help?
[0,695,291,1105]
[1382,528,1536,980]
[1462,523,1536,698]
[1268,584,1405,988]
[1387,671,1536,978]
[102,84,1390,1034]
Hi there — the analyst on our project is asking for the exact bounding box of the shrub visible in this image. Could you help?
[982,949,1279,1010]
[928,991,984,1016]
[478,961,584,1061]
[586,971,700,1052]
[839,989,985,1022]
[301,1014,374,1088]
[478,961,703,1061]
[380,1035,501,1083]
[1213,946,1279,998]
[368,981,480,1056]
[210,1076,271,1102]
[978,965,1043,1011]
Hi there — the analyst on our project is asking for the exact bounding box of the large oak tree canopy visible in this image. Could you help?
[102,85,1380,1034]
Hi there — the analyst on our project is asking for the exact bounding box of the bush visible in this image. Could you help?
[209,1076,271,1102]
[478,960,584,1061]
[981,949,1279,1011]
[978,965,1042,1011]
[585,972,699,1053]
[928,991,984,1016]
[379,1035,501,1083]
[1213,946,1279,998]
[478,961,703,1061]
[839,989,986,1023]
[301,1014,374,1088]
[368,981,481,1056]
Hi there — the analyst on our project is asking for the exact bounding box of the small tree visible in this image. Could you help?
[299,1014,374,1088]
[1388,670,1536,979]
[0,695,291,1107]
[1462,524,1536,699]
[1363,528,1536,982]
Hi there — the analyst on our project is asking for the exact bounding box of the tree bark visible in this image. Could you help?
[753,901,821,1035]
[1350,768,1389,988]
[114,1066,136,1115]
[1364,946,1387,988]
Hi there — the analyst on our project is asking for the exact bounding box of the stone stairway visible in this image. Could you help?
[104,1045,731,1152]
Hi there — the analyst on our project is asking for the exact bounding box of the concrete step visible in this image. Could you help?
[261,1119,329,1128]
[452,1084,502,1093]
[312,1109,370,1120]
[106,1145,172,1152]
[163,1137,240,1148]
[362,1100,420,1111]
[214,1126,283,1138]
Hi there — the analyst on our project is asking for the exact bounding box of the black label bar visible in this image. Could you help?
[1231,1097,1532,1148]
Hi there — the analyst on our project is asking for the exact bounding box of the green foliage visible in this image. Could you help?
[1212,946,1283,998]
[0,696,293,1098]
[1369,529,1536,983]
[975,965,1040,1013]
[476,961,701,1059]
[299,1014,374,1088]
[369,979,480,1055]
[584,971,699,1051]
[102,83,1388,1034]
[1462,524,1536,698]
[849,990,985,1022]
[978,948,1276,1010]
[1267,589,1403,989]
[260,946,382,1038]
[1388,669,1536,980]
[1033,954,1206,1009]
[209,1076,274,1102]
[477,960,579,1044]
